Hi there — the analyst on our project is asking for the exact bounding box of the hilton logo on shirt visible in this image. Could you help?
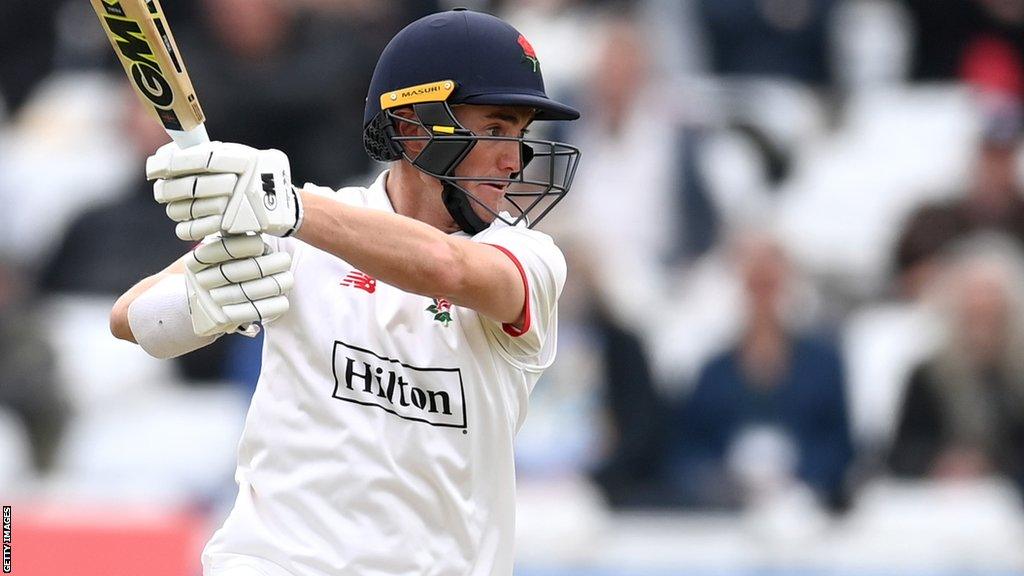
[332,340,467,429]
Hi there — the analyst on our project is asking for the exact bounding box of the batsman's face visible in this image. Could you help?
[452,104,534,221]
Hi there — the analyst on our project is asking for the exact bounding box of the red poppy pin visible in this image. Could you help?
[518,34,539,73]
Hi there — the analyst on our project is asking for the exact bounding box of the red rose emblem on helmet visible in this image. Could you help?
[518,34,539,73]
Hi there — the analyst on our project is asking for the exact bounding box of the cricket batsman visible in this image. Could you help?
[110,8,581,575]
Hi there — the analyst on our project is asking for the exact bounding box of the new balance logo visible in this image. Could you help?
[261,173,277,209]
[341,270,376,293]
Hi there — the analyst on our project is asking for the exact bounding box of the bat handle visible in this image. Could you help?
[166,123,210,148]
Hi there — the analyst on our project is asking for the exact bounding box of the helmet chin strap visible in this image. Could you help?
[442,182,489,235]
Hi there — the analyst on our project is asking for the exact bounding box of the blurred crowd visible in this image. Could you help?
[3,0,1024,545]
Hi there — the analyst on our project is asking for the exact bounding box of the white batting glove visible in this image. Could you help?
[185,235,294,337]
[147,141,303,241]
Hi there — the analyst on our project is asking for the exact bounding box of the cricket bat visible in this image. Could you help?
[90,0,209,148]
[92,0,265,336]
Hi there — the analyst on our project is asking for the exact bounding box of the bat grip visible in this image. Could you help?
[167,123,211,148]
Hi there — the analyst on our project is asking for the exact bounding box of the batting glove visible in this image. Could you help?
[147,141,303,240]
[185,234,293,337]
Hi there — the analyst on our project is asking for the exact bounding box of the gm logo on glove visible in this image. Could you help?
[262,173,278,209]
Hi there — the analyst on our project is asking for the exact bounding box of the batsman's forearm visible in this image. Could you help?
[295,190,464,298]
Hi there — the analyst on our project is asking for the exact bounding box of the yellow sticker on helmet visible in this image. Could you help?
[381,80,456,110]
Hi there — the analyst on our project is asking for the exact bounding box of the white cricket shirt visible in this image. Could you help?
[202,171,566,576]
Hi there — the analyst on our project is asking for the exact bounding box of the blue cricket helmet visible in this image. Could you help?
[360,8,581,235]
[363,8,579,161]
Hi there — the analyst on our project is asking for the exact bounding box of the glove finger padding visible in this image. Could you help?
[149,142,300,239]
[184,244,293,338]
[223,295,290,326]
[187,234,267,271]
[209,271,294,306]
[145,142,180,180]
[147,142,220,179]
[166,196,231,223]
[176,216,224,242]
[146,141,257,180]
[185,264,234,337]
[193,251,291,290]
[154,173,237,204]
[207,142,261,174]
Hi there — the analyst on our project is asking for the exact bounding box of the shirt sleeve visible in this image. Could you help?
[472,225,567,372]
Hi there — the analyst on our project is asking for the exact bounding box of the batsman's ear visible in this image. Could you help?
[391,108,431,155]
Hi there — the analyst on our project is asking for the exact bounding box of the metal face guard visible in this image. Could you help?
[388,103,581,230]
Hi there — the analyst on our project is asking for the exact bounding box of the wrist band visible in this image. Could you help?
[283,186,304,238]
[127,274,220,359]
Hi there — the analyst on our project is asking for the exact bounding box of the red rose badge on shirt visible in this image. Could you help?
[426,298,453,327]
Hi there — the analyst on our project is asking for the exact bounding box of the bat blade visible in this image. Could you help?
[90,0,208,147]
[91,0,261,337]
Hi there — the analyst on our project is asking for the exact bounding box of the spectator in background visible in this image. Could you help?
[888,235,1024,497]
[664,230,854,511]
[543,10,715,330]
[0,261,66,474]
[516,241,669,509]
[894,96,1024,293]
[893,204,969,301]
[955,98,1024,242]
[696,0,839,87]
